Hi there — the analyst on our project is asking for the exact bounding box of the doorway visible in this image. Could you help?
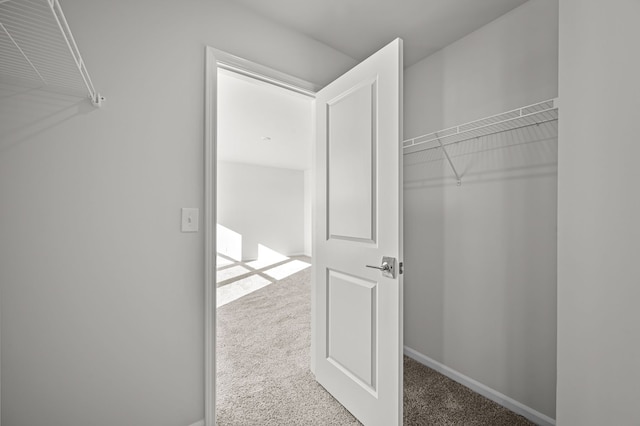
[215,67,313,304]
[214,64,323,423]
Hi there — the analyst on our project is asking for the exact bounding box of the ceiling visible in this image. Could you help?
[233,0,529,67]
[217,69,313,170]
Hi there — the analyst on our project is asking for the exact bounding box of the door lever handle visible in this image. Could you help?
[365,256,396,278]
[366,262,392,272]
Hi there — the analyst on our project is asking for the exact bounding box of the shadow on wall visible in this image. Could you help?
[0,81,94,153]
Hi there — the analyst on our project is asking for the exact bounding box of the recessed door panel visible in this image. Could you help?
[327,269,377,393]
[327,81,377,243]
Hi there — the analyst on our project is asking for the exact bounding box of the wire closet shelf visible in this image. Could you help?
[403,98,559,186]
[0,0,104,106]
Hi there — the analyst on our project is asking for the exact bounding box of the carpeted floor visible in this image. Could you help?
[216,256,534,425]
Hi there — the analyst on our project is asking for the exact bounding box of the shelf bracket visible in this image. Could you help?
[90,93,105,107]
[437,138,462,186]
[47,0,104,107]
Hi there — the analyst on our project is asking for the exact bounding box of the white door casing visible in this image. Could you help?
[204,46,319,426]
[313,39,403,426]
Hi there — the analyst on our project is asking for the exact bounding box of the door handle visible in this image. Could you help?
[366,262,392,272]
[366,256,396,278]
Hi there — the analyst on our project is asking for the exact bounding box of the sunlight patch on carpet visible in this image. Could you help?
[216,255,235,268]
[217,274,272,307]
[217,265,251,283]
[263,259,311,280]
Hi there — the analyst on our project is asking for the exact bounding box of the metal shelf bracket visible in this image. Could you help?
[91,93,105,107]
[437,138,462,186]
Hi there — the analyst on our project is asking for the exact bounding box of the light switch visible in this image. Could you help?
[181,208,199,232]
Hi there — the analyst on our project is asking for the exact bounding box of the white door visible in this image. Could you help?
[313,38,403,426]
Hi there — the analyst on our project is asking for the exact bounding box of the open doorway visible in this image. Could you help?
[214,67,326,423]
[215,67,313,304]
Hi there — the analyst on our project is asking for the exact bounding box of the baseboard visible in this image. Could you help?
[289,252,310,258]
[404,346,556,426]
[187,420,204,426]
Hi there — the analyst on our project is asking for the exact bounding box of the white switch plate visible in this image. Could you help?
[181,208,199,232]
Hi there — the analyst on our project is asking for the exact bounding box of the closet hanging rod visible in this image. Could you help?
[403,98,558,155]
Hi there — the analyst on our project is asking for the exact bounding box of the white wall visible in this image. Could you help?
[556,1,640,424]
[0,0,355,425]
[217,69,313,170]
[403,0,558,419]
[217,162,305,260]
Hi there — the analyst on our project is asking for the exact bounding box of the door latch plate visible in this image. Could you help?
[381,256,396,279]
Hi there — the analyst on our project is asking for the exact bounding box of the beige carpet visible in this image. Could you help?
[216,257,533,425]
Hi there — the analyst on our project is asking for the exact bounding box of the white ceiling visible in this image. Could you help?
[233,0,529,67]
[217,69,313,170]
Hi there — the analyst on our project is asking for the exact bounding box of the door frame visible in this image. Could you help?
[204,46,319,426]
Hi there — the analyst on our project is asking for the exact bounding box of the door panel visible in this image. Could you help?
[327,79,377,243]
[327,269,377,392]
[313,38,403,426]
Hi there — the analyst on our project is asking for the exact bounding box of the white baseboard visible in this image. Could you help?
[289,252,310,258]
[404,346,556,426]
[187,420,204,426]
